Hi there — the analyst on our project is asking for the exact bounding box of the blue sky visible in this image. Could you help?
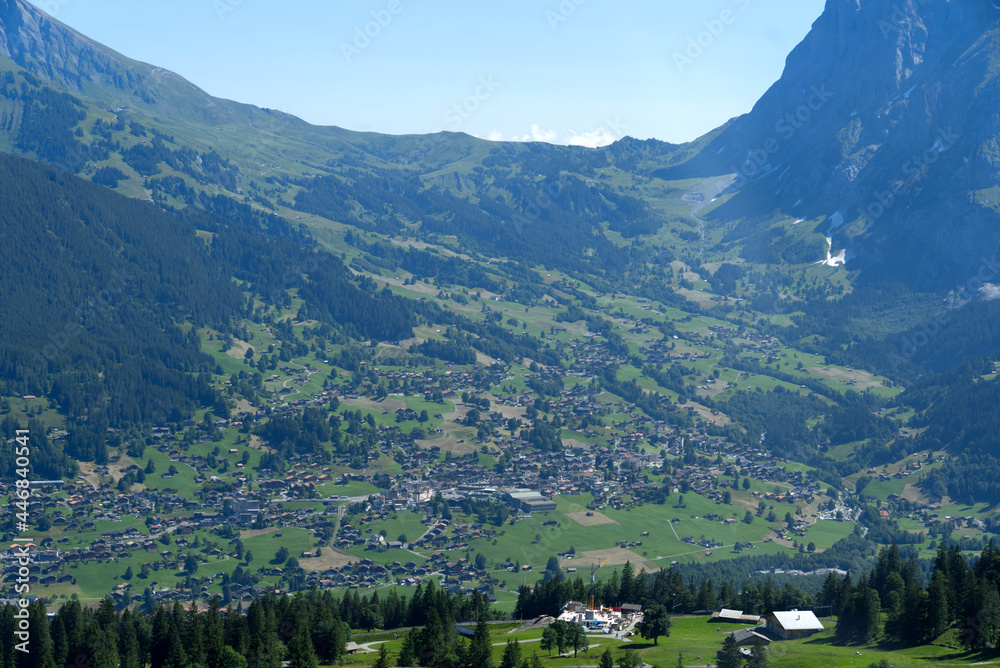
[30,0,826,146]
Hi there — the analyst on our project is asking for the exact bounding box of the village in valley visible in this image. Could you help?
[0,250,986,617]
[0,280,966,613]
[0,209,993,668]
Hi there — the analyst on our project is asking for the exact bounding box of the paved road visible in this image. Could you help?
[280,363,320,405]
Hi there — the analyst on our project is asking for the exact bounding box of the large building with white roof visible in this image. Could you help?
[762,610,824,640]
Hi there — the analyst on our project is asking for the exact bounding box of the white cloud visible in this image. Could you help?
[567,127,616,148]
[517,124,560,143]
[980,283,1000,301]
[483,123,618,147]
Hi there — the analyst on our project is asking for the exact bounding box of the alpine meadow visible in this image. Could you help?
[4,1,1000,668]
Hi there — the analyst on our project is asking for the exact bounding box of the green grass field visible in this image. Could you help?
[328,615,998,668]
[242,527,317,564]
[801,520,856,551]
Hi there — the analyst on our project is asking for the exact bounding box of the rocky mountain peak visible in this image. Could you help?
[659,0,1000,289]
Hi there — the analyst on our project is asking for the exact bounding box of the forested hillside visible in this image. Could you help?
[3,4,1000,667]
[0,151,418,466]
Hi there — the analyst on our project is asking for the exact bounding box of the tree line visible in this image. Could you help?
[514,561,817,621]
[826,541,1000,649]
[0,579,502,668]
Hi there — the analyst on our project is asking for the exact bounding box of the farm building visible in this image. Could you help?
[762,610,824,640]
[712,609,762,624]
[731,628,770,646]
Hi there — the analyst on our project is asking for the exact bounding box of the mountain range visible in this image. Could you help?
[3,0,1000,291]
[3,0,1000,501]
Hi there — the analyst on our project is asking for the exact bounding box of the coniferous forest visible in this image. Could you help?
[0,582,502,668]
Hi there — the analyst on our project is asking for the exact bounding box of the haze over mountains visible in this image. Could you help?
[1,0,999,293]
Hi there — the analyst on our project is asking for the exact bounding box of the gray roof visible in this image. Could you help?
[731,629,770,644]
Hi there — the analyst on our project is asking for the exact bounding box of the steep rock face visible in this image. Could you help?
[0,1,483,173]
[660,0,1000,290]
[0,1,151,98]
[0,0,273,126]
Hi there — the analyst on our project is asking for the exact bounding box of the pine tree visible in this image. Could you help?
[619,562,634,603]
[417,609,447,666]
[203,596,225,668]
[598,649,614,668]
[373,644,391,668]
[697,579,717,611]
[224,603,250,656]
[745,643,768,668]
[246,601,283,668]
[421,579,439,623]
[820,572,842,613]
[184,600,206,667]
[407,583,425,627]
[330,619,349,663]
[397,630,417,667]
[469,617,494,668]
[716,635,742,668]
[925,571,951,641]
[618,648,641,668]
[881,571,906,641]
[24,600,54,668]
[857,584,883,644]
[162,625,188,668]
[499,640,522,668]
[150,606,172,668]
[88,625,121,668]
[899,572,928,646]
[633,568,649,604]
[117,611,142,668]
[286,622,319,668]
[50,616,68,668]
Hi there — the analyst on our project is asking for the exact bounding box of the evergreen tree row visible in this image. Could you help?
[0,579,502,668]
[514,562,816,620]
[827,542,1000,649]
